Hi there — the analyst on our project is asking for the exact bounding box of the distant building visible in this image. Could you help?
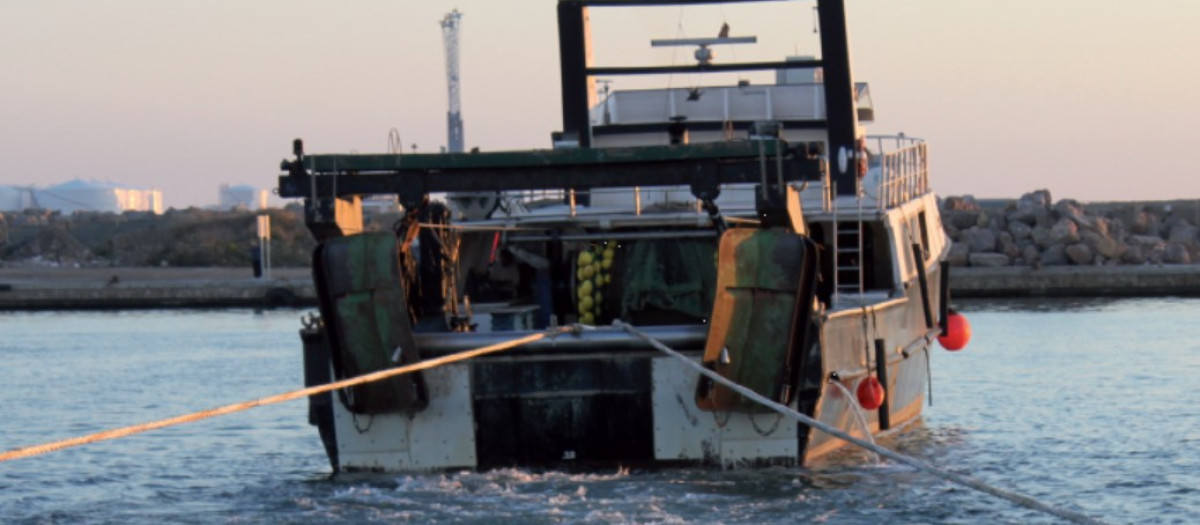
[218,184,269,210]
[0,186,36,211]
[0,180,163,214]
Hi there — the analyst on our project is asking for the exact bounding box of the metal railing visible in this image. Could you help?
[868,135,928,209]
[502,189,567,214]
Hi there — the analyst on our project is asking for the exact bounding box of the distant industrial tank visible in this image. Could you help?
[218,184,269,210]
[0,180,162,214]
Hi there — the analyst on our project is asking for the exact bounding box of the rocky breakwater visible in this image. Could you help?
[941,190,1200,296]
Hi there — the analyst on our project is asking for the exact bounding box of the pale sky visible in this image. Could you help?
[2,1,1198,209]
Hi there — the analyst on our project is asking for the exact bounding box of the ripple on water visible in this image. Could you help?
[2,304,1198,524]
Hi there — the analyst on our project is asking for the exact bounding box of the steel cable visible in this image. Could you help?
[616,321,1113,525]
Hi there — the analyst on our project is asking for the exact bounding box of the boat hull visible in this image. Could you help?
[311,263,939,471]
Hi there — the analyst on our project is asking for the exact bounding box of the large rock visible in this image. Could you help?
[976,210,993,229]
[943,209,983,231]
[1007,190,1052,226]
[1127,234,1166,251]
[1024,189,1052,208]
[1143,213,1163,238]
[1118,208,1153,235]
[1040,244,1069,266]
[962,226,997,253]
[1022,245,1040,266]
[986,212,1007,232]
[1053,199,1098,231]
[1008,221,1033,242]
[998,232,1021,259]
[944,223,962,242]
[1167,220,1199,246]
[1080,230,1126,259]
[969,252,1011,267]
[1165,243,1191,264]
[1065,243,1093,265]
[1031,225,1053,248]
[1048,218,1081,245]
[1121,245,1147,265]
[942,195,980,211]
[1008,206,1051,228]
[947,243,970,267]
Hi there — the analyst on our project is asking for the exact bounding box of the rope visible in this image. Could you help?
[0,327,571,464]
[824,379,878,462]
[615,321,1112,525]
[3,319,1113,525]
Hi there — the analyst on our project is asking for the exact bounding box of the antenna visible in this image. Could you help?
[387,128,403,154]
[596,79,614,124]
[650,36,756,66]
[440,9,465,153]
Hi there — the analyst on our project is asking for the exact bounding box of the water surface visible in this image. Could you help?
[1,300,1195,524]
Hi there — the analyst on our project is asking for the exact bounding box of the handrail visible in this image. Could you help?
[867,135,929,209]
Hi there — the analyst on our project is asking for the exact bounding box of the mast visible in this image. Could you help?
[440,9,465,153]
[557,2,596,148]
[816,0,860,196]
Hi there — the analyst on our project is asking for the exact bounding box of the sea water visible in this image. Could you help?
[1,299,1196,524]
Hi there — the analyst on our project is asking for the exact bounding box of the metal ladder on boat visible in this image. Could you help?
[832,200,866,299]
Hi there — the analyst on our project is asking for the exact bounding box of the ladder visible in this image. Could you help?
[831,190,866,299]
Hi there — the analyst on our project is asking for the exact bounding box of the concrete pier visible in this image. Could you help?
[949,265,1200,297]
[3,264,1200,310]
[0,267,316,310]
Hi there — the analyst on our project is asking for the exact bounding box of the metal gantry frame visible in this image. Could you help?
[554,0,861,196]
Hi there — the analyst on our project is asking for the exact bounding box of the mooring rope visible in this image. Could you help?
[615,321,1112,525]
[3,321,1112,525]
[0,327,571,464]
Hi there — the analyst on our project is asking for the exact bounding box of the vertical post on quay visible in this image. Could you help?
[874,338,890,431]
[257,214,271,280]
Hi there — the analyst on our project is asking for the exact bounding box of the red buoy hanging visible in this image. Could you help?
[856,376,885,410]
[938,311,971,351]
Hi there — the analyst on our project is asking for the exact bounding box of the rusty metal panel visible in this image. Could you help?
[314,232,427,415]
[698,228,815,412]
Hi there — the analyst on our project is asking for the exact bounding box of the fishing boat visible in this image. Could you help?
[279,0,960,472]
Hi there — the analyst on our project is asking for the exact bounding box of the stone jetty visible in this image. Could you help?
[940,190,1200,297]
[941,190,1200,269]
[3,193,1200,308]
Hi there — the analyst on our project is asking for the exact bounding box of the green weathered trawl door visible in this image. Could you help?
[313,232,427,415]
[696,228,818,413]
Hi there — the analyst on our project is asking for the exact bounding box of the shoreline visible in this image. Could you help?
[0,267,316,310]
[4,264,1200,310]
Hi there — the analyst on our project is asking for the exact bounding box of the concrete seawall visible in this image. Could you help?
[3,265,1200,310]
[949,265,1200,298]
[0,267,316,310]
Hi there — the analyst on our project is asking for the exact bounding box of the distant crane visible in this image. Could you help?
[440,9,464,153]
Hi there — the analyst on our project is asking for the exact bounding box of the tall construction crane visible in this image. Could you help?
[440,9,464,153]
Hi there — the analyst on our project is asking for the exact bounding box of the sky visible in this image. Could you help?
[1,0,1198,209]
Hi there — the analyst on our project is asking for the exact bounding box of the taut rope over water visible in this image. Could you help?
[2,321,1112,525]
[0,327,572,464]
[614,321,1113,525]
